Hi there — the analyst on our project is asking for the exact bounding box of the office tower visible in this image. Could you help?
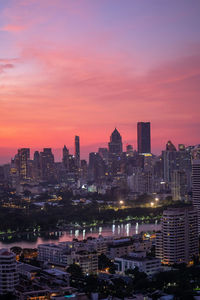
[178,145,192,172]
[108,128,123,155]
[156,207,199,265]
[75,136,80,168]
[62,145,69,171]
[171,170,187,201]
[98,148,109,163]
[33,150,40,179]
[192,159,200,233]
[88,152,105,182]
[40,148,55,181]
[80,159,88,180]
[0,249,19,295]
[137,122,151,154]
[162,141,178,183]
[68,154,76,173]
[17,148,30,180]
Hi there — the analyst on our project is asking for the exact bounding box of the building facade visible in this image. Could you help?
[156,207,199,265]
[192,159,200,234]
[137,122,151,154]
[0,249,19,295]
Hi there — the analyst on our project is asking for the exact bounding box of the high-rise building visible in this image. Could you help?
[162,141,178,184]
[80,159,88,180]
[155,207,199,265]
[137,122,151,154]
[171,170,187,201]
[192,159,200,234]
[98,148,109,163]
[62,145,69,171]
[0,249,19,295]
[40,148,55,181]
[108,128,123,155]
[17,148,30,180]
[75,136,80,168]
[33,150,40,179]
[88,152,105,182]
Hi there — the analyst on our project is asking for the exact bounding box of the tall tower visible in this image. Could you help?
[40,148,55,181]
[62,145,69,171]
[137,122,151,154]
[75,136,80,168]
[108,128,122,155]
[192,159,200,234]
[17,148,30,180]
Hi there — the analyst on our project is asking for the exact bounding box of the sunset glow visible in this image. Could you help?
[0,0,200,162]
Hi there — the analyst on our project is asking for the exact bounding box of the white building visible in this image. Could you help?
[38,244,72,266]
[114,251,161,276]
[0,248,19,295]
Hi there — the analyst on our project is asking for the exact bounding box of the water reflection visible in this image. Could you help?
[136,222,139,235]
[75,230,79,238]
[0,222,161,249]
[112,224,115,234]
[118,225,120,235]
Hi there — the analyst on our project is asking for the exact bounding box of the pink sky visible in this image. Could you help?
[0,0,200,163]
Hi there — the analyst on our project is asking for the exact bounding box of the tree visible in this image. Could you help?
[67,263,83,278]
[98,254,116,273]
[84,275,98,293]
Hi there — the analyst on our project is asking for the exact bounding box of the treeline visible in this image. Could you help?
[0,203,162,233]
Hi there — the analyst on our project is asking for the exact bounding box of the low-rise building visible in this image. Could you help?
[73,251,98,274]
[114,251,161,276]
[108,238,135,259]
[38,243,72,266]
[17,262,40,280]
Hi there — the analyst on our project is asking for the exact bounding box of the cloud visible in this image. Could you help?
[0,0,199,160]
[0,24,26,32]
[0,63,14,73]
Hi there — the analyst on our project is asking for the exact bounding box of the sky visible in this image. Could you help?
[0,0,200,163]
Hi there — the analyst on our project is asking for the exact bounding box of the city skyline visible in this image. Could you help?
[0,0,200,164]
[1,124,199,164]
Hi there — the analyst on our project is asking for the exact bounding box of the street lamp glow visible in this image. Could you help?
[119,200,124,205]
[150,202,154,207]
[155,197,159,202]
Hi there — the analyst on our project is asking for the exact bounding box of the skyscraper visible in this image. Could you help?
[156,207,199,265]
[192,159,200,234]
[75,136,80,168]
[162,141,178,184]
[137,122,151,154]
[108,128,122,155]
[17,148,30,180]
[62,145,69,171]
[88,152,105,182]
[40,148,55,181]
